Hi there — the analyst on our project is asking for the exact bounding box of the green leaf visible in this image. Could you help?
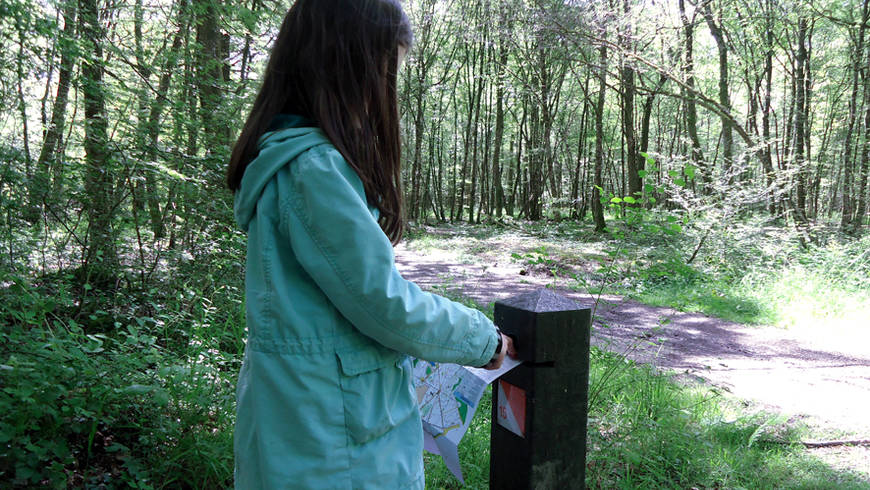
[638,170,648,179]
[668,170,681,178]
[153,389,170,407]
[685,164,697,179]
[640,151,656,167]
[675,178,686,187]
[623,196,637,204]
[610,197,623,203]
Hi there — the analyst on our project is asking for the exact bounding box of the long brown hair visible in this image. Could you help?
[227,0,412,244]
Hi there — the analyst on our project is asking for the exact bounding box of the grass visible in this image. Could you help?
[624,226,870,330]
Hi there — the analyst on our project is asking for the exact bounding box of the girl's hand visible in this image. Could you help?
[483,333,516,370]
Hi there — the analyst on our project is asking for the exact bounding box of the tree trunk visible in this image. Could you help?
[621,0,641,201]
[761,1,778,216]
[702,0,733,182]
[80,0,118,278]
[194,0,225,154]
[678,0,705,184]
[593,43,607,232]
[16,30,35,221]
[793,17,809,224]
[852,3,870,232]
[572,75,591,219]
[840,1,867,230]
[32,0,77,219]
[492,36,508,217]
[143,18,185,240]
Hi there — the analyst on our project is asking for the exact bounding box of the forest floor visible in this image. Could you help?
[394,229,870,478]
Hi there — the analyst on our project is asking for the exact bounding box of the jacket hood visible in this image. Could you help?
[234,115,331,231]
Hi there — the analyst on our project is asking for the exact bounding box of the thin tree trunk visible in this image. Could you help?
[793,17,809,224]
[840,2,867,229]
[32,0,77,218]
[852,7,870,232]
[761,1,778,216]
[81,0,118,278]
[621,0,641,201]
[492,36,508,217]
[593,43,607,232]
[678,0,705,185]
[17,30,34,221]
[572,75,590,218]
[702,0,733,182]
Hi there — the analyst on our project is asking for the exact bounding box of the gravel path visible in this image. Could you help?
[395,244,870,474]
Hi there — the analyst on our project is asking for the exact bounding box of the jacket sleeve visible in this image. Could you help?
[279,146,499,367]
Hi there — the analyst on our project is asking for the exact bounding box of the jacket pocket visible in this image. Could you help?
[336,347,416,445]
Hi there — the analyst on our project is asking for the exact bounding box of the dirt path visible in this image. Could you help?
[395,244,870,474]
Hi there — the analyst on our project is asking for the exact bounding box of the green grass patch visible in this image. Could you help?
[622,228,870,328]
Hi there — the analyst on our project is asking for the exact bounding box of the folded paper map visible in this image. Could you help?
[412,357,522,482]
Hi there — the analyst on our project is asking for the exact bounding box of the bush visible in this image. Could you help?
[0,270,236,488]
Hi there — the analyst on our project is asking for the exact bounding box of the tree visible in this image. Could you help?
[80,0,118,278]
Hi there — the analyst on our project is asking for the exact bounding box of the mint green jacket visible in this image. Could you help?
[233,116,499,489]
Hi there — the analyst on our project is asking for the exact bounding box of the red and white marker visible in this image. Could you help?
[496,380,526,438]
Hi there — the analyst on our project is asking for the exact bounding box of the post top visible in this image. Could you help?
[496,288,584,313]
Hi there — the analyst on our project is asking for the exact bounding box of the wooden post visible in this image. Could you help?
[490,289,592,489]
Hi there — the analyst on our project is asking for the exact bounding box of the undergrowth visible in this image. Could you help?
[0,261,240,488]
[622,220,870,329]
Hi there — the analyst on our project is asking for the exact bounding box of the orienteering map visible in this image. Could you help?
[413,361,485,439]
[411,357,521,483]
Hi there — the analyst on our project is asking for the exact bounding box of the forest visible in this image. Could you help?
[1,0,869,487]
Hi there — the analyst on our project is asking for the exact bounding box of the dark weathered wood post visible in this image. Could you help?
[490,289,592,489]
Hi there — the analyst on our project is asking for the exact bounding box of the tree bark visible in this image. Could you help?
[702,0,733,182]
[32,0,77,219]
[492,30,508,217]
[793,17,809,224]
[194,0,226,154]
[621,0,641,202]
[761,0,778,216]
[840,0,867,230]
[678,0,705,183]
[593,43,607,232]
[80,0,118,278]
[852,3,870,232]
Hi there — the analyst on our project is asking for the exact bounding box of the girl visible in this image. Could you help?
[227,0,514,488]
